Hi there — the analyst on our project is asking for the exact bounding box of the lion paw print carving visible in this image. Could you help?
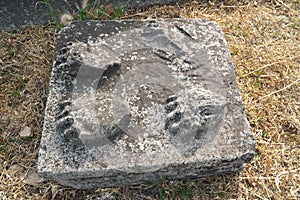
[164,95,182,136]
[164,95,222,141]
[55,101,80,142]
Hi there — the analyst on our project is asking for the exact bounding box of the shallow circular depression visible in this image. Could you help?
[56,20,228,158]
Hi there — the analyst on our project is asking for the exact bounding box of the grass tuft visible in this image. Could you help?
[42,0,64,30]
[43,0,128,30]
[74,0,128,21]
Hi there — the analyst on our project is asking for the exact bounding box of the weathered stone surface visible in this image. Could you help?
[38,19,255,189]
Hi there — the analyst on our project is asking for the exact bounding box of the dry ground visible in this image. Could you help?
[0,0,299,199]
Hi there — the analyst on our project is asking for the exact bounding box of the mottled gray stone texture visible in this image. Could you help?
[37,19,255,189]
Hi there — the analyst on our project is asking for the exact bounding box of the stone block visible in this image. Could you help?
[37,19,255,189]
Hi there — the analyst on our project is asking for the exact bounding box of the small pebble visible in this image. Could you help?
[19,126,31,137]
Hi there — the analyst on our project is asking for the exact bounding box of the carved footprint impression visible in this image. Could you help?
[164,94,224,144]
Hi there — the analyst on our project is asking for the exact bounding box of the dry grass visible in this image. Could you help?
[0,0,299,199]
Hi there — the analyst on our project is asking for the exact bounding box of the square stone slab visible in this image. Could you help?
[38,19,255,189]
